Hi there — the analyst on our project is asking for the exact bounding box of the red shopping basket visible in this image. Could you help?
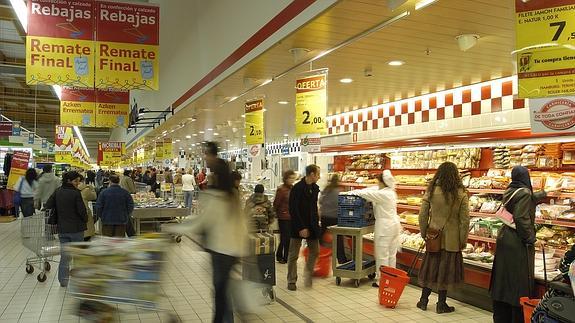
[379,266,410,308]
[520,297,540,323]
[303,246,332,277]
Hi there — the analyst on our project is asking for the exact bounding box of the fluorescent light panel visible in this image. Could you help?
[73,126,90,157]
[415,0,438,10]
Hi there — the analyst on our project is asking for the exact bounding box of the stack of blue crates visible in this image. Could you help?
[337,195,375,227]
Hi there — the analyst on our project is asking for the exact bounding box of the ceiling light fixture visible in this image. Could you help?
[388,60,404,66]
[241,114,245,118]
[185,135,191,139]
[415,0,438,10]
[283,134,289,137]
[73,126,90,157]
[192,133,197,136]
[214,132,219,136]
[225,139,230,142]
[176,139,181,142]
[339,78,353,83]
[207,128,213,131]
[278,101,289,105]
[199,131,205,134]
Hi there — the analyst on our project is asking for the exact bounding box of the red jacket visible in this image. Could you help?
[273,184,292,220]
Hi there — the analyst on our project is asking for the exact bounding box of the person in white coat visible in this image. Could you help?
[341,170,401,288]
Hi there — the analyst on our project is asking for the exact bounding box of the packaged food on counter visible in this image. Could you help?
[537,204,572,220]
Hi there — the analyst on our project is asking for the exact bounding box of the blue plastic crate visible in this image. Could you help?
[338,195,367,207]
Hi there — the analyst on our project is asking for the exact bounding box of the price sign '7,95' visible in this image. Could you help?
[295,71,328,135]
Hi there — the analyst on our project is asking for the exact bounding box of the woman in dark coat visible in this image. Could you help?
[490,166,557,323]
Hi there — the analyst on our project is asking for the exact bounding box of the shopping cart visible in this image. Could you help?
[66,233,180,322]
[20,211,59,282]
[243,230,276,303]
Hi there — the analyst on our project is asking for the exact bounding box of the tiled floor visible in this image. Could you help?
[0,218,492,322]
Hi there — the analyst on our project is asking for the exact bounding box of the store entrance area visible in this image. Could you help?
[0,219,491,323]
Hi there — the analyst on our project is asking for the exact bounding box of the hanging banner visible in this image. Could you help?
[244,98,264,145]
[0,122,12,138]
[55,125,74,151]
[95,1,160,90]
[26,0,95,87]
[156,141,164,159]
[163,140,173,159]
[515,0,575,98]
[12,121,20,136]
[28,132,35,144]
[61,87,96,126]
[98,141,124,166]
[529,96,575,133]
[144,145,153,161]
[7,151,31,190]
[95,89,130,127]
[295,70,328,135]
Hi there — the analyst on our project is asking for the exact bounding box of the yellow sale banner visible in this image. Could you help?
[95,89,130,127]
[7,151,30,190]
[60,88,96,127]
[245,99,264,145]
[295,72,328,135]
[54,125,74,152]
[515,0,575,98]
[163,141,173,159]
[156,142,164,159]
[98,142,124,166]
[55,151,72,164]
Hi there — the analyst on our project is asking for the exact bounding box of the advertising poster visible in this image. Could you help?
[295,71,328,135]
[162,140,173,159]
[515,0,575,98]
[7,151,31,190]
[0,122,12,138]
[26,0,95,87]
[244,98,265,145]
[530,96,575,133]
[300,134,322,153]
[42,138,47,149]
[98,141,124,166]
[28,132,35,144]
[55,125,74,151]
[95,89,130,127]
[95,1,160,90]
[60,87,96,126]
[155,141,164,159]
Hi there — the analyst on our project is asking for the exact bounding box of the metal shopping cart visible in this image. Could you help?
[20,211,59,282]
[66,233,180,323]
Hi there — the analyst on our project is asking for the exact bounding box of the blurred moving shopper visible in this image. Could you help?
[274,170,296,264]
[319,174,348,265]
[286,165,321,291]
[15,168,38,217]
[417,162,470,314]
[95,174,134,238]
[490,166,556,323]
[120,169,137,194]
[35,164,60,209]
[245,184,275,231]
[197,168,207,190]
[78,176,97,241]
[166,143,247,323]
[182,168,197,209]
[45,171,87,287]
[341,170,400,288]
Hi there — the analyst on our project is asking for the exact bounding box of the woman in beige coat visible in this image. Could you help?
[78,180,97,241]
[417,162,470,314]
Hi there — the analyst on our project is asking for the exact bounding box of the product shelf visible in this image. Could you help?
[399,222,496,243]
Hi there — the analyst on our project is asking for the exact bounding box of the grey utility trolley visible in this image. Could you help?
[328,225,376,287]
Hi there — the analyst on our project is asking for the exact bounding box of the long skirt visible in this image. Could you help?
[418,250,464,291]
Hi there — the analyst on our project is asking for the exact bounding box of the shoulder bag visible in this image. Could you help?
[495,188,526,229]
[424,190,456,253]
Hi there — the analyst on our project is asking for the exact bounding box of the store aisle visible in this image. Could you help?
[0,220,492,323]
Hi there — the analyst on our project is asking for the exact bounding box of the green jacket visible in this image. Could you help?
[419,187,470,252]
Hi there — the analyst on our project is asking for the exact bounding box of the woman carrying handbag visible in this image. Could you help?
[417,162,470,314]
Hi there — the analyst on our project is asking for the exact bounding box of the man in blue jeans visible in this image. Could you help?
[45,171,87,287]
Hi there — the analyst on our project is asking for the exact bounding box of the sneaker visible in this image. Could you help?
[372,282,379,288]
[287,283,297,291]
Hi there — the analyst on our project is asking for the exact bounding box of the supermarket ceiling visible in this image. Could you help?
[155,0,517,153]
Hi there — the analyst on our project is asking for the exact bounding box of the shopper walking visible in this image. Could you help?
[95,169,104,189]
[95,174,134,237]
[35,164,60,210]
[274,170,295,264]
[142,170,151,185]
[164,168,173,184]
[245,184,275,231]
[174,169,183,186]
[45,171,87,287]
[197,168,207,190]
[320,174,349,265]
[165,156,247,323]
[86,170,96,186]
[78,177,97,241]
[490,166,556,323]
[341,170,400,287]
[182,168,197,209]
[15,168,38,217]
[120,169,137,194]
[417,161,470,314]
[286,164,321,291]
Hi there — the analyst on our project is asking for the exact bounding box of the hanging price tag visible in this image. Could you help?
[244,98,264,145]
[295,71,327,135]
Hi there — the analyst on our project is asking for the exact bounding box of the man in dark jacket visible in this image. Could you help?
[286,164,321,291]
[45,171,87,287]
[95,174,134,237]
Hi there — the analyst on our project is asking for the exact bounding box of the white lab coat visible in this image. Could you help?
[345,186,401,278]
